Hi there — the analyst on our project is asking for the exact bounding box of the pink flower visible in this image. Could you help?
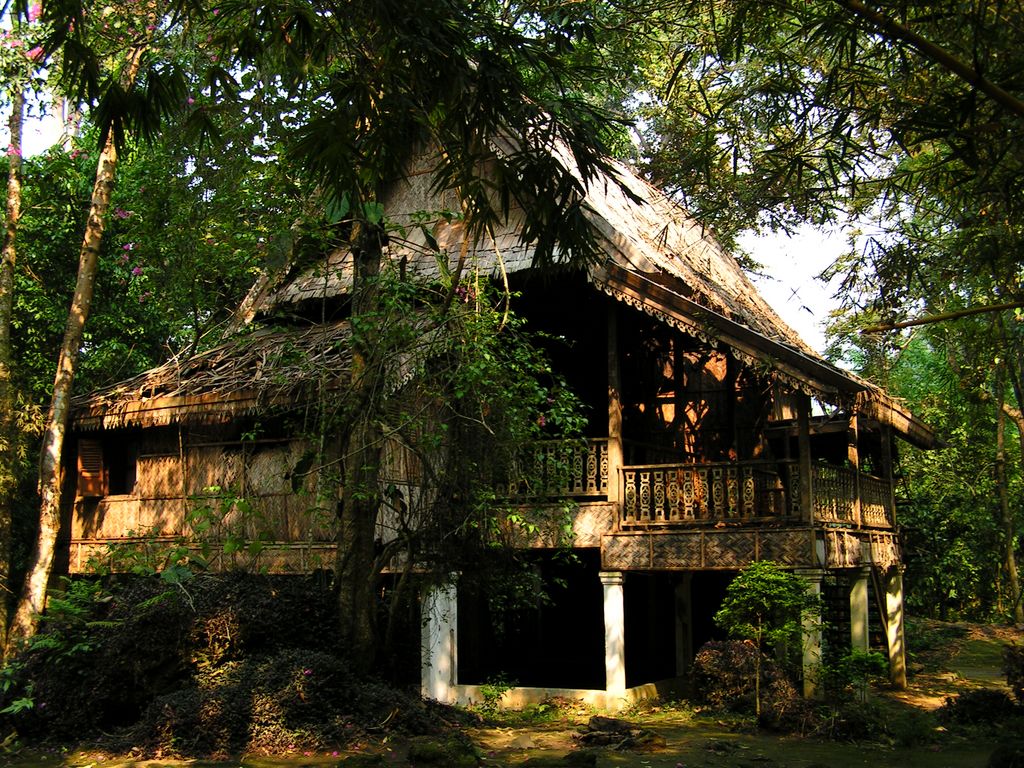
[187,96,195,105]
[27,45,44,61]
[119,253,130,263]
[212,8,219,14]
[114,208,132,219]
[131,266,143,276]
[5,145,21,158]
[123,242,135,250]
[28,4,42,21]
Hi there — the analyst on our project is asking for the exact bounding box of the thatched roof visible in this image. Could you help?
[252,144,933,446]
[268,150,809,352]
[72,322,351,431]
[73,140,935,448]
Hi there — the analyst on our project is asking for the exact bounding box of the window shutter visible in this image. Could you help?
[77,439,105,498]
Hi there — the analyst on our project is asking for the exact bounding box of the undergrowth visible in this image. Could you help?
[0,573,460,758]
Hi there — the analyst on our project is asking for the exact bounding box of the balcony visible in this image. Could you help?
[506,440,895,531]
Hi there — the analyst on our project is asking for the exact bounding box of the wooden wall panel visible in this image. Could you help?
[135,455,182,498]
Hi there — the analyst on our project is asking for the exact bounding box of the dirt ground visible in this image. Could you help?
[7,619,1022,768]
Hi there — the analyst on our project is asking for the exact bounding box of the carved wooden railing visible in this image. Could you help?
[620,461,789,526]
[501,439,609,498]
[859,473,894,528]
[619,460,895,529]
[804,464,894,529]
[498,440,895,530]
[809,464,856,524]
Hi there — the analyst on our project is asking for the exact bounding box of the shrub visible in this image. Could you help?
[713,561,818,719]
[1006,644,1024,705]
[938,688,1019,726]
[0,571,454,757]
[691,640,807,730]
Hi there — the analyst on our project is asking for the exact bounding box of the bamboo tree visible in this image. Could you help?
[0,0,45,656]
[994,367,1023,623]
[6,40,147,652]
[0,86,24,657]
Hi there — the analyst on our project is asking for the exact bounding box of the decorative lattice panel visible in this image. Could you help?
[703,531,757,568]
[601,534,651,570]
[870,533,902,569]
[651,533,704,569]
[757,530,813,566]
[826,530,863,568]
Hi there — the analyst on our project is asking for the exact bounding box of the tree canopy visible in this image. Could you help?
[4,0,1024,637]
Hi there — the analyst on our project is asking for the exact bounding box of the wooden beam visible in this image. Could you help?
[593,263,852,396]
[849,410,862,529]
[607,302,624,505]
[797,394,814,525]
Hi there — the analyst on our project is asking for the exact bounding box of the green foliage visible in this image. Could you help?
[714,561,818,720]
[28,577,118,660]
[821,650,888,704]
[715,561,817,653]
[0,661,32,717]
[313,262,588,579]
[477,674,516,715]
[840,332,1013,621]
[1006,644,1024,705]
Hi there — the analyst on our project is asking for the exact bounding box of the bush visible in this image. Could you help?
[691,640,807,730]
[938,688,1019,726]
[0,572,454,757]
[121,648,444,757]
[1006,644,1024,704]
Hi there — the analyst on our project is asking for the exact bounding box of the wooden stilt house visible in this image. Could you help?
[66,147,937,708]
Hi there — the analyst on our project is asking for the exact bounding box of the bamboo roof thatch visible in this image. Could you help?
[254,143,934,447]
[269,149,808,352]
[73,139,935,448]
[72,322,351,431]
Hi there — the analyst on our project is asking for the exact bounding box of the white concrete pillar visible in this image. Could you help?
[796,568,824,698]
[421,579,458,703]
[850,568,870,654]
[883,567,908,688]
[600,571,626,695]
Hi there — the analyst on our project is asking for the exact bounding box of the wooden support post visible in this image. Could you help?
[600,570,627,697]
[883,567,908,688]
[796,568,824,698]
[797,394,814,524]
[421,578,458,703]
[879,423,897,527]
[850,567,870,653]
[849,410,862,528]
[607,303,623,507]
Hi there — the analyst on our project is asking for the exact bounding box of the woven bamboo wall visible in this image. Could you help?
[71,430,341,546]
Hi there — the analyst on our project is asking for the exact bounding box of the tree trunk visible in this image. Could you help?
[335,224,385,670]
[996,372,1024,624]
[6,47,145,653]
[0,88,25,655]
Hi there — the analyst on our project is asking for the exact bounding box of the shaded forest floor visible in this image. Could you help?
[6,617,1022,768]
